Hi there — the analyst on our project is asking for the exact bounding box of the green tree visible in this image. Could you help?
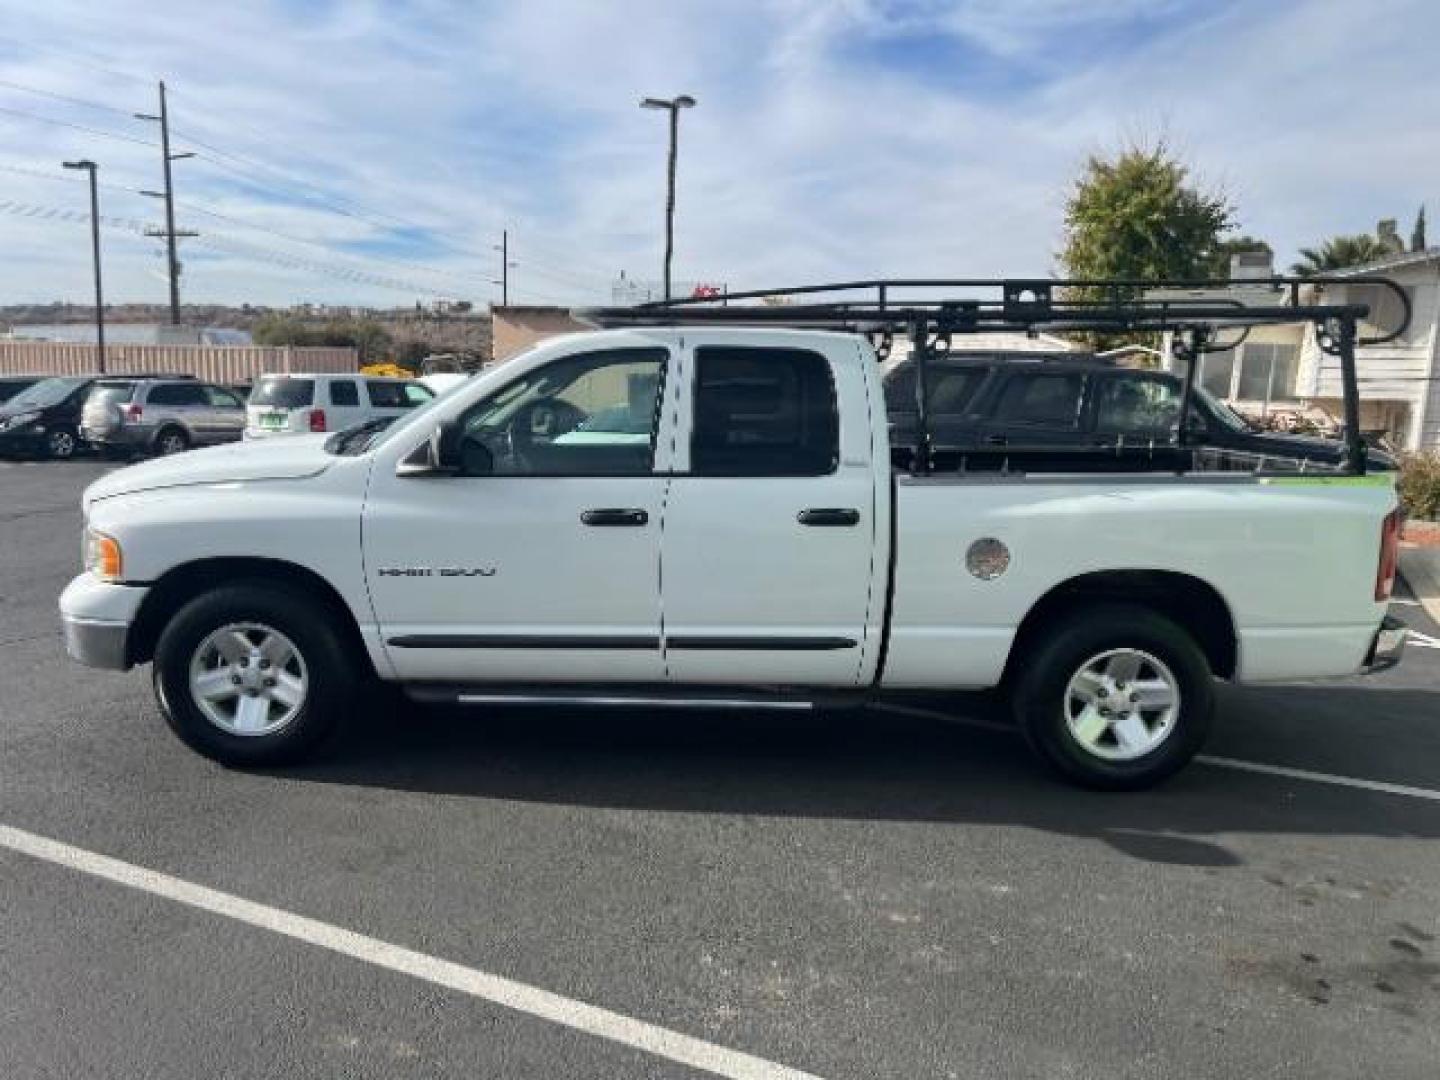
[1290,234,1394,273]
[1059,141,1235,346]
[251,314,319,346]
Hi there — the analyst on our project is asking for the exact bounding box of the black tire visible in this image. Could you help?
[44,427,79,459]
[152,583,354,766]
[153,426,190,456]
[1010,603,1214,790]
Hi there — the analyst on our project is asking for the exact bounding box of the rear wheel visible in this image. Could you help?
[154,426,189,456]
[1010,604,1213,790]
[44,427,78,459]
[153,583,354,766]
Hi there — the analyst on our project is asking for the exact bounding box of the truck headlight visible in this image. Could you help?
[84,528,124,583]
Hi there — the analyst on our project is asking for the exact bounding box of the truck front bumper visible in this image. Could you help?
[1363,614,1408,674]
[58,573,148,671]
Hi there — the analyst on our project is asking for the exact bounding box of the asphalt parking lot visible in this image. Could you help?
[3,459,1439,1079]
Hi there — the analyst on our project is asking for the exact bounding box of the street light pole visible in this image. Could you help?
[640,95,696,301]
[62,159,105,373]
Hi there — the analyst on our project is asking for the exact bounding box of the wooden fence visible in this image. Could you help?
[0,342,358,383]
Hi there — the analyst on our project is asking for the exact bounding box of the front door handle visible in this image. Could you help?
[984,434,1008,446]
[581,508,649,527]
[797,508,861,527]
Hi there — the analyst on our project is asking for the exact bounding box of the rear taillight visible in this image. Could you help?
[1376,509,1401,601]
[124,403,143,421]
[308,408,327,433]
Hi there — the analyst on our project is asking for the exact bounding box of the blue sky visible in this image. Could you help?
[0,0,1434,308]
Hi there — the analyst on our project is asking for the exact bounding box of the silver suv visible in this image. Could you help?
[81,378,247,457]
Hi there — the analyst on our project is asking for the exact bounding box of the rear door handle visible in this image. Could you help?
[581,508,649,527]
[984,434,1008,446]
[797,508,861,527]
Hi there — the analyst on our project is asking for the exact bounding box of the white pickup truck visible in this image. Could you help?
[60,323,1406,788]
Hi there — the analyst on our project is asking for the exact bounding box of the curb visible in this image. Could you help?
[1398,547,1440,623]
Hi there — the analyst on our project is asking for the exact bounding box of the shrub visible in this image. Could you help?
[1397,452,1440,521]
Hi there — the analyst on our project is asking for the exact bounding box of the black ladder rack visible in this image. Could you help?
[582,276,1411,477]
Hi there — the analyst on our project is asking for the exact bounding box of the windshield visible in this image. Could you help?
[1194,387,1255,432]
[5,376,86,411]
[250,378,315,408]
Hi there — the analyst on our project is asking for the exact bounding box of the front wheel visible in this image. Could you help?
[153,583,354,766]
[1011,604,1214,790]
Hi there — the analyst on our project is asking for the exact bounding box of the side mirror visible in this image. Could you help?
[429,420,463,472]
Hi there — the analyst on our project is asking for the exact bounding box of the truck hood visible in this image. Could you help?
[84,435,334,508]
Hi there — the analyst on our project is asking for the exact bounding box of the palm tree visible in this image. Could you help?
[1290,234,1394,273]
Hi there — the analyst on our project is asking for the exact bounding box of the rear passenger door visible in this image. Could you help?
[979,370,1089,461]
[661,341,879,686]
[148,382,212,440]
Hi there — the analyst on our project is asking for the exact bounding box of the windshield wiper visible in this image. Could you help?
[325,416,395,456]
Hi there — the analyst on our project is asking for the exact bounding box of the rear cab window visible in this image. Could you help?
[250,378,316,408]
[691,346,838,476]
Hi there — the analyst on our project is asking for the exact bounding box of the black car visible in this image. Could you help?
[0,371,208,459]
[0,375,42,404]
[883,352,1393,472]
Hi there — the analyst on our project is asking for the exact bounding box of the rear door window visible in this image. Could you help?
[148,382,209,407]
[691,347,838,476]
[250,378,315,408]
[992,372,1087,429]
[328,380,359,407]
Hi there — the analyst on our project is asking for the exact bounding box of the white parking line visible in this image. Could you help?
[1196,755,1440,802]
[873,703,1440,803]
[0,824,826,1080]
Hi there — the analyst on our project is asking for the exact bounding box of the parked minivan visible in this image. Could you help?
[244,374,432,439]
[0,375,42,404]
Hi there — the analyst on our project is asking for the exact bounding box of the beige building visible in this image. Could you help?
[490,305,590,364]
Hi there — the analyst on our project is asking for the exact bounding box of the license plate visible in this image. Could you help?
[259,412,287,430]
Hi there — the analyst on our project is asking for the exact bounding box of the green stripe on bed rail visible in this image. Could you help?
[1260,473,1396,487]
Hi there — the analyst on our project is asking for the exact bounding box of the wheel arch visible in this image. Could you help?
[1003,569,1238,683]
[128,556,374,675]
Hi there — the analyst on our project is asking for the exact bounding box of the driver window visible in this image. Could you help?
[455,348,666,476]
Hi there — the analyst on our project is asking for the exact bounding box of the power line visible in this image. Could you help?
[0,78,136,118]
[0,103,158,148]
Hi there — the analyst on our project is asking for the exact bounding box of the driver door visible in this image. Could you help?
[363,345,672,682]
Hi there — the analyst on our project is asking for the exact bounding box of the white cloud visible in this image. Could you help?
[0,0,1435,309]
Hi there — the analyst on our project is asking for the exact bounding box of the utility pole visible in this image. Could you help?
[493,230,515,306]
[62,159,105,373]
[136,81,197,325]
[640,95,696,301]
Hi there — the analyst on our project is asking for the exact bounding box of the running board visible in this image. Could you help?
[401,682,826,711]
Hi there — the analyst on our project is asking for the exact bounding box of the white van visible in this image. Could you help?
[244,374,432,439]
